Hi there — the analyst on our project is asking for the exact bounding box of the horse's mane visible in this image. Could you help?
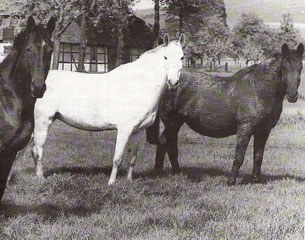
[231,64,258,81]
[141,44,165,57]
[0,29,29,71]
[140,40,181,58]
[0,24,46,69]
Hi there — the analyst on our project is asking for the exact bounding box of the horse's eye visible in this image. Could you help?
[181,56,184,60]
[164,56,168,60]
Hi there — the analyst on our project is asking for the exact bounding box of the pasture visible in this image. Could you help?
[1,71,305,239]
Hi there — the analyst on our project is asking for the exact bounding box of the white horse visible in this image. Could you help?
[32,34,185,185]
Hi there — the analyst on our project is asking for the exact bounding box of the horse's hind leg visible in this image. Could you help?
[154,120,183,174]
[166,127,181,174]
[108,127,133,185]
[126,130,143,182]
[228,124,253,185]
[253,129,270,183]
[154,141,167,173]
[32,119,52,179]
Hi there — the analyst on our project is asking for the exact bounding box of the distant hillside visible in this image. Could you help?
[133,0,227,30]
[134,1,305,38]
[224,0,305,26]
[224,0,305,38]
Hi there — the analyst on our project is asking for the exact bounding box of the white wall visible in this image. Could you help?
[0,43,11,63]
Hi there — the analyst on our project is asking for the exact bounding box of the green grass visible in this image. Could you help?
[1,74,305,239]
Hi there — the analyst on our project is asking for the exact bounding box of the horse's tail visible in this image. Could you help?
[146,112,160,145]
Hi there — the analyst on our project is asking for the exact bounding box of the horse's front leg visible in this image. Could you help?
[108,127,133,185]
[228,124,253,185]
[126,130,143,182]
[0,150,17,200]
[8,134,33,184]
[253,129,271,183]
[31,119,52,180]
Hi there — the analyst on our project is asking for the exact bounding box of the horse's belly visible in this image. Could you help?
[56,110,117,131]
[185,114,237,138]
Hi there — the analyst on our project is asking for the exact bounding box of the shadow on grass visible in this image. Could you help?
[136,166,305,184]
[0,201,102,219]
[31,164,305,185]
[43,166,125,177]
[240,173,305,185]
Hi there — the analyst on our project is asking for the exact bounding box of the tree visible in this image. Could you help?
[231,13,273,62]
[1,0,136,69]
[190,13,229,67]
[7,0,89,70]
[153,0,161,47]
[273,13,302,51]
[89,0,135,67]
[164,0,228,64]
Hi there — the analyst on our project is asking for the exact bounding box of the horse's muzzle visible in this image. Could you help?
[167,80,179,90]
[31,84,46,98]
[287,92,298,103]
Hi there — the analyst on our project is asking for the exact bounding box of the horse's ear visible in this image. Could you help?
[281,43,289,57]
[47,17,56,35]
[27,16,36,32]
[297,43,304,57]
[179,33,186,46]
[164,33,170,46]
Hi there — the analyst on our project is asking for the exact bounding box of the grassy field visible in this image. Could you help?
[1,74,305,239]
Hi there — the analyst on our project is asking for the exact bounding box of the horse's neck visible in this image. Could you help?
[0,52,34,112]
[256,58,286,99]
[133,54,168,109]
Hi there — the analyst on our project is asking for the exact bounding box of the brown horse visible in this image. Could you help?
[0,16,55,201]
[147,43,304,185]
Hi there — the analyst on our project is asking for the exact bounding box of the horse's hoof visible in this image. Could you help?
[36,175,46,183]
[108,179,115,185]
[154,168,164,175]
[252,176,261,184]
[172,169,181,175]
[127,175,133,183]
[227,178,236,186]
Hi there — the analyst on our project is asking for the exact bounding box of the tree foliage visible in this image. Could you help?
[231,12,303,61]
[163,0,228,62]
[231,13,274,62]
[273,13,302,51]
[0,0,136,69]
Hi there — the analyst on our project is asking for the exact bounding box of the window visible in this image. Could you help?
[129,48,147,62]
[58,43,108,72]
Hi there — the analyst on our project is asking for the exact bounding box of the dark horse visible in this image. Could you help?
[147,43,304,185]
[0,16,55,200]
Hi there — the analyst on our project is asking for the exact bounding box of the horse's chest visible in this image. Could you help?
[0,110,33,151]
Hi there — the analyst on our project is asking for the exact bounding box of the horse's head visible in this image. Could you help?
[15,16,55,98]
[281,43,304,103]
[163,33,185,89]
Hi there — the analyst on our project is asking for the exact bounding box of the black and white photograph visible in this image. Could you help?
[0,0,305,239]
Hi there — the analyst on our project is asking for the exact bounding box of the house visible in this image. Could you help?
[0,14,22,43]
[58,14,154,72]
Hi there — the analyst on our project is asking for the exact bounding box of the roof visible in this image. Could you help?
[60,14,154,49]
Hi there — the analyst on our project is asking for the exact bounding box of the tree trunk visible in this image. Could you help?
[153,0,160,47]
[78,13,87,72]
[116,26,124,67]
[52,36,61,70]
[146,0,161,143]
[179,2,183,35]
